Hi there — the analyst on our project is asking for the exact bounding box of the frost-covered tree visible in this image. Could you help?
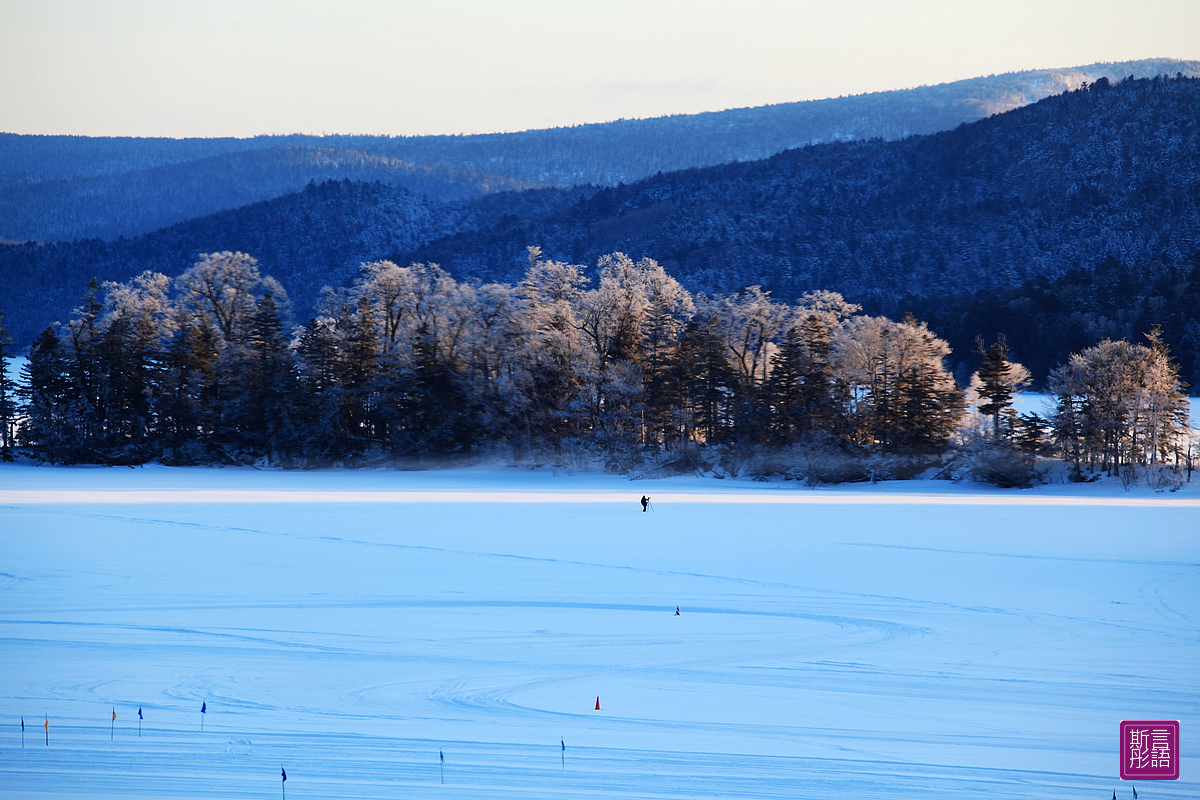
[697,286,790,442]
[507,249,589,450]
[177,252,287,345]
[1048,332,1189,475]
[573,253,693,448]
[97,271,177,457]
[704,286,790,391]
[832,314,963,451]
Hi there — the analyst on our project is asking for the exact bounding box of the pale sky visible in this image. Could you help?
[2,0,1198,138]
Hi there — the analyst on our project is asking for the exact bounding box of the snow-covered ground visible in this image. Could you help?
[1,464,1196,799]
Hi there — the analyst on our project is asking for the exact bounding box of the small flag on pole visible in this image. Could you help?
[561,737,565,769]
[111,707,116,741]
[440,749,444,784]
[137,707,142,737]
[282,765,287,799]
[282,766,287,782]
[20,716,23,748]
[1133,787,1138,799]
[44,715,48,746]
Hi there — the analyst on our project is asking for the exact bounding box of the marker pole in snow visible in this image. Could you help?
[200,701,206,731]
[111,707,115,741]
[561,738,565,769]
[137,707,142,737]
[44,716,48,746]
[281,765,287,799]
[439,749,444,784]
[20,717,23,748]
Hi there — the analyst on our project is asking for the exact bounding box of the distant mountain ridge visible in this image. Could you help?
[0,146,534,242]
[1,58,1195,242]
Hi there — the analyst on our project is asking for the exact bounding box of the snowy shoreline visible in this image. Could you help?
[2,458,1198,500]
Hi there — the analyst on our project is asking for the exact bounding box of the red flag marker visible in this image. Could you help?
[595,697,600,710]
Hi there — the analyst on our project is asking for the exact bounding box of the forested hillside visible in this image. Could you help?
[2,59,1194,243]
[2,76,1198,390]
[402,75,1199,302]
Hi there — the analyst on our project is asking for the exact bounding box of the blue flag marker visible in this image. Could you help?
[200,701,206,731]
[439,749,444,784]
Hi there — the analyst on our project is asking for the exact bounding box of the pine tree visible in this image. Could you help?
[19,327,76,462]
[767,313,839,443]
[674,319,735,444]
[228,292,296,461]
[973,336,1032,439]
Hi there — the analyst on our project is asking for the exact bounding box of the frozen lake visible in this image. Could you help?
[0,464,1196,798]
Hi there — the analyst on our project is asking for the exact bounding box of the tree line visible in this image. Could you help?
[0,249,1191,485]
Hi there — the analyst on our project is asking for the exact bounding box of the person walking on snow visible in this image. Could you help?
[640,495,649,512]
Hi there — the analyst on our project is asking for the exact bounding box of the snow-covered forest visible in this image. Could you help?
[1,249,1192,486]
